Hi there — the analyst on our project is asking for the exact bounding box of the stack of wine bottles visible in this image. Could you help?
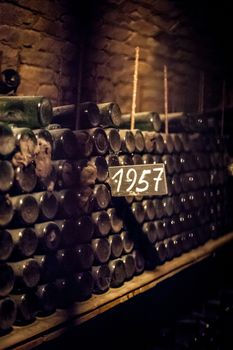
[0,101,230,335]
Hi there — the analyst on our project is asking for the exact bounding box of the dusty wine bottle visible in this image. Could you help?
[8,258,40,289]
[11,194,40,225]
[154,241,167,265]
[14,163,37,193]
[172,134,183,153]
[109,259,126,288]
[143,200,156,220]
[0,229,13,261]
[93,184,111,210]
[92,264,111,294]
[143,131,156,153]
[119,129,135,153]
[86,128,109,155]
[153,199,165,219]
[71,271,94,301]
[0,160,14,192]
[11,292,38,324]
[49,128,77,159]
[118,154,134,166]
[33,191,59,221]
[0,195,14,227]
[132,250,145,275]
[153,220,166,241]
[78,102,101,129]
[162,154,175,175]
[55,219,77,247]
[53,160,77,189]
[107,208,123,233]
[0,263,15,297]
[154,134,165,154]
[120,111,161,131]
[73,244,94,271]
[132,154,143,165]
[0,96,53,128]
[105,154,119,167]
[142,221,157,244]
[57,189,78,217]
[54,278,73,308]
[8,228,38,258]
[122,254,136,280]
[131,202,145,224]
[0,297,17,330]
[91,238,111,264]
[76,216,94,243]
[34,221,61,252]
[56,248,76,275]
[92,211,111,237]
[142,153,154,164]
[0,122,15,157]
[133,129,145,153]
[104,128,122,153]
[36,282,57,315]
[120,231,134,254]
[73,130,94,158]
[108,234,123,259]
[34,254,58,283]
[90,156,108,182]
[98,102,122,127]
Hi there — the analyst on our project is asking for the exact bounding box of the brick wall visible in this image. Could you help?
[0,0,79,106]
[0,0,229,112]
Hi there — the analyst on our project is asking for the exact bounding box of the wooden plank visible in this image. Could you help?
[2,232,233,350]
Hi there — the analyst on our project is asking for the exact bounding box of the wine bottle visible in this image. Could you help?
[0,263,15,297]
[0,297,17,330]
[120,111,161,131]
[119,130,136,153]
[34,221,61,252]
[49,128,77,159]
[154,220,166,241]
[132,250,145,275]
[0,96,53,128]
[8,227,38,258]
[0,122,15,157]
[109,259,126,288]
[56,248,76,275]
[104,128,122,153]
[85,128,109,155]
[8,258,40,289]
[73,244,94,271]
[33,191,59,221]
[142,153,154,164]
[92,184,111,210]
[71,271,93,301]
[90,156,108,182]
[0,68,20,94]
[162,154,175,175]
[98,102,121,127]
[34,254,58,283]
[91,238,111,264]
[14,163,37,193]
[92,264,111,294]
[142,221,157,244]
[0,195,14,227]
[164,238,175,260]
[131,202,145,224]
[0,229,13,261]
[143,131,155,153]
[107,208,123,233]
[154,134,165,154]
[53,160,77,189]
[36,282,57,315]
[11,194,40,225]
[73,130,94,157]
[78,102,101,129]
[154,241,167,265]
[120,231,134,254]
[11,127,36,167]
[179,133,191,152]
[172,234,183,257]
[172,134,183,153]
[105,154,119,167]
[92,211,111,237]
[118,154,134,166]
[162,197,174,217]
[132,154,143,165]
[57,189,78,218]
[54,278,73,308]
[133,129,145,153]
[11,292,38,324]
[173,155,182,173]
[153,199,165,219]
[161,134,174,154]
[108,234,123,259]
[0,160,14,192]
[142,200,156,220]
[122,254,136,280]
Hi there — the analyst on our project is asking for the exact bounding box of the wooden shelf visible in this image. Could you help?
[2,232,233,350]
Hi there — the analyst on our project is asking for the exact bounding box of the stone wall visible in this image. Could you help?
[0,0,229,112]
[0,0,79,106]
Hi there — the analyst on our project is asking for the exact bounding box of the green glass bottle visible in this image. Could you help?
[0,96,53,128]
